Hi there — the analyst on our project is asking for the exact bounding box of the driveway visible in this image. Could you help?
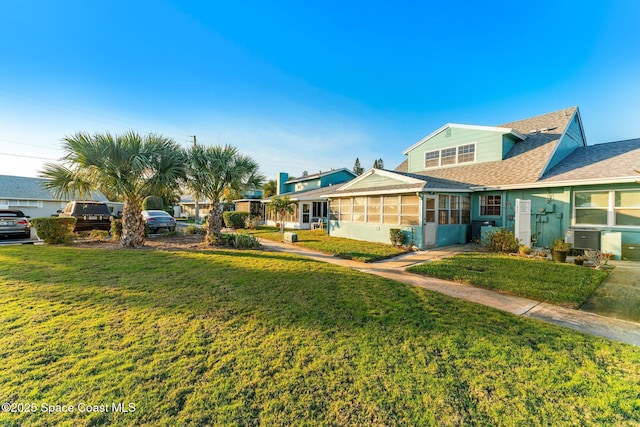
[580,260,640,323]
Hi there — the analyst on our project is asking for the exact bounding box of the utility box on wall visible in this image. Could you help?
[622,244,640,260]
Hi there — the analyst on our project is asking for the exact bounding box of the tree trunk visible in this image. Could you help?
[120,199,145,248]
[207,199,224,245]
[279,211,285,233]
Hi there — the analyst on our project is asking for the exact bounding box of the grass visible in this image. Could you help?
[0,246,639,426]
[244,226,407,262]
[407,252,610,308]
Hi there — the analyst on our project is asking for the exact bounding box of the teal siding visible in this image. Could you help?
[545,114,586,173]
[502,134,519,158]
[328,221,422,248]
[407,127,505,173]
[319,170,355,187]
[437,225,469,246]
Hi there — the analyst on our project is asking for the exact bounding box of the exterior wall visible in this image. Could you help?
[472,183,640,250]
[347,173,403,190]
[319,170,355,187]
[436,224,469,247]
[544,114,585,173]
[0,199,67,219]
[277,172,292,194]
[329,221,421,247]
[407,127,504,173]
[294,179,321,192]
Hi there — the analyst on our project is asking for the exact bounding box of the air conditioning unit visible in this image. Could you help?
[568,228,601,250]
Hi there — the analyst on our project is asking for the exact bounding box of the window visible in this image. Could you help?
[353,197,366,222]
[339,198,352,222]
[400,195,420,225]
[457,144,475,163]
[615,190,640,226]
[312,202,327,218]
[438,195,471,224]
[425,197,436,222]
[367,196,381,223]
[425,151,439,168]
[575,191,608,225]
[383,196,399,224]
[480,195,501,216]
[440,148,457,166]
[424,143,476,169]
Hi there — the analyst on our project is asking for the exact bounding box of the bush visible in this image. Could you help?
[142,196,163,210]
[184,225,206,235]
[487,228,519,253]
[233,233,260,249]
[31,217,77,244]
[389,229,406,246]
[245,215,261,230]
[110,218,123,239]
[223,211,250,229]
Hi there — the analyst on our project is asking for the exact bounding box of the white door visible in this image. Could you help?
[301,203,311,227]
[423,196,437,248]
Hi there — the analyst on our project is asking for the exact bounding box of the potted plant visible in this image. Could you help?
[518,244,532,256]
[574,255,585,265]
[551,238,571,262]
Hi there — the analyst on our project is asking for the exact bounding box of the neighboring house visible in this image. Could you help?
[0,175,110,218]
[326,107,640,259]
[262,168,356,229]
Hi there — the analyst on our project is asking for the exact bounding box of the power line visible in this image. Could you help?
[0,152,58,161]
[0,137,61,151]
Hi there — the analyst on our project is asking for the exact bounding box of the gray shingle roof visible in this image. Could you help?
[0,175,108,201]
[540,138,640,182]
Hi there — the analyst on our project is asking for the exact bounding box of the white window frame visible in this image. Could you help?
[574,189,640,228]
[424,142,476,169]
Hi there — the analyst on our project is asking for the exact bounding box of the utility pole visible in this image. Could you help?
[191,135,199,220]
[192,135,197,147]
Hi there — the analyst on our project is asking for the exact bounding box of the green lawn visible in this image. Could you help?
[407,252,610,308]
[245,226,407,262]
[0,246,638,426]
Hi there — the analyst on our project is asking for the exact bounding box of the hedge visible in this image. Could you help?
[223,211,250,229]
[31,217,77,244]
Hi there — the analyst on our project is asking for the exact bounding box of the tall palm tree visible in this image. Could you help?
[40,132,186,248]
[185,144,264,244]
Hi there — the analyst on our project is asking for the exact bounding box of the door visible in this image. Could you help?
[301,203,311,227]
[423,196,437,248]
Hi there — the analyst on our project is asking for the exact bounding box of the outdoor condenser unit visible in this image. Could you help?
[568,229,601,250]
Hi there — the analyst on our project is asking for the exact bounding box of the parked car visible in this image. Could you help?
[142,210,176,233]
[0,209,31,239]
[58,201,112,232]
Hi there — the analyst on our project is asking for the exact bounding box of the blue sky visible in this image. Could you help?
[1,0,640,181]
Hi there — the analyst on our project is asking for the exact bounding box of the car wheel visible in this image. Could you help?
[170,226,176,232]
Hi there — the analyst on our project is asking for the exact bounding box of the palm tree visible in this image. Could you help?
[40,132,186,248]
[263,179,278,198]
[267,196,296,233]
[185,144,264,244]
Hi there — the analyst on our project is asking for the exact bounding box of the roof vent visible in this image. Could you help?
[529,129,538,134]
[540,127,548,132]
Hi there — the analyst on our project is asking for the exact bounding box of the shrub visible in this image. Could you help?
[110,218,123,239]
[233,233,260,249]
[389,229,406,246]
[487,228,519,253]
[223,211,250,229]
[245,215,262,230]
[89,230,109,242]
[184,225,206,235]
[31,217,77,244]
[142,196,163,210]
[218,233,236,246]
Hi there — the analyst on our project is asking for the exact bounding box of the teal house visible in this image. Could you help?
[263,168,356,230]
[326,107,640,259]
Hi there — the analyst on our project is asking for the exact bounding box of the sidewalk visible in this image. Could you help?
[258,239,640,347]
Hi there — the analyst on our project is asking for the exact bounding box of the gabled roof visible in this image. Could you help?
[402,123,527,155]
[0,175,107,201]
[540,138,640,184]
[406,107,579,188]
[284,168,356,184]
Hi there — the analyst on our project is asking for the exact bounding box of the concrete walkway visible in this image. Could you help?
[581,260,640,323]
[258,239,640,347]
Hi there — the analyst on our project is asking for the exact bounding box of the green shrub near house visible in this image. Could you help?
[30,217,76,244]
[223,211,250,229]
